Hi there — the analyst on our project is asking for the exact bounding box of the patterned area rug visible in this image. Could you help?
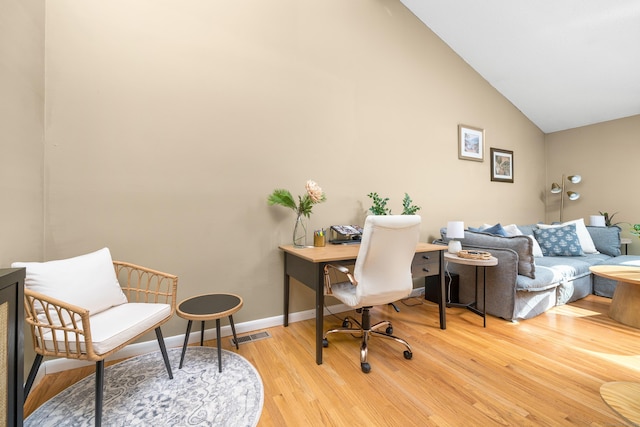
[25,347,264,426]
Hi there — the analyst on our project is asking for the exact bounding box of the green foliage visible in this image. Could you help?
[367,192,421,215]
[367,192,391,215]
[401,193,421,215]
[268,189,297,211]
[631,224,640,239]
[599,211,620,226]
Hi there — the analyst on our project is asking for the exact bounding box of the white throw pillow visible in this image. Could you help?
[502,224,523,237]
[537,218,598,254]
[526,235,544,257]
[12,248,128,325]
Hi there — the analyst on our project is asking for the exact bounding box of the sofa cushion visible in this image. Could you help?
[516,265,560,292]
[586,225,621,257]
[441,229,535,279]
[537,218,598,254]
[535,253,608,281]
[533,224,584,256]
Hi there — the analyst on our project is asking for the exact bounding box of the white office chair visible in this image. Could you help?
[322,215,420,373]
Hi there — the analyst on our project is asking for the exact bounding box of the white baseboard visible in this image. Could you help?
[29,288,424,386]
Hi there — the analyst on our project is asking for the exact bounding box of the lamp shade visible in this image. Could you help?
[568,175,582,184]
[446,221,465,239]
[550,183,562,194]
[590,215,606,227]
[567,191,580,201]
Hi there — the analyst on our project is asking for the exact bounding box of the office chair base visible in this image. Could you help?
[323,309,412,373]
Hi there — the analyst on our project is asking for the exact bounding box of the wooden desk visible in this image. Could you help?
[590,265,640,328]
[280,242,447,365]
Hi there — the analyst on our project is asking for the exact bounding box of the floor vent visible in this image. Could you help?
[231,331,271,346]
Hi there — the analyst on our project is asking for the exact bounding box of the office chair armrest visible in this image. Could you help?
[323,263,357,295]
[113,261,178,312]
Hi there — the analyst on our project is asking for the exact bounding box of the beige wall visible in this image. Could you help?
[0,0,44,266]
[545,114,640,253]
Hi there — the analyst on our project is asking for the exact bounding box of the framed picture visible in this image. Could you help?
[458,125,484,161]
[490,147,514,183]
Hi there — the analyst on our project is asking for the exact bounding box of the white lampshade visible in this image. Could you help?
[446,221,464,254]
[446,221,465,239]
[590,215,606,227]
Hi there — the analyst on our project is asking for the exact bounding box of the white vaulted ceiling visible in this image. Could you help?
[400,0,640,133]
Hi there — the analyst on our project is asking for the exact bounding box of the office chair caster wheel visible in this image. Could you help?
[361,362,371,373]
[386,326,393,334]
[322,338,329,347]
[403,350,412,360]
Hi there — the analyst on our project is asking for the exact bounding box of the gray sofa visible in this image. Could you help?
[437,224,640,321]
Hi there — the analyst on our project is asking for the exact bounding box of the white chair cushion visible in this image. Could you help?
[331,281,360,308]
[41,303,171,355]
[12,247,128,324]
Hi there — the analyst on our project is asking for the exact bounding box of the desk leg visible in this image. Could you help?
[315,264,324,365]
[284,256,290,327]
[438,251,447,330]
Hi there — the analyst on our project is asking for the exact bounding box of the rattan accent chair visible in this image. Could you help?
[13,248,178,427]
[322,215,420,373]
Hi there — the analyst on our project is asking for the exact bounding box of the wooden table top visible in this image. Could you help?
[444,252,498,267]
[589,265,640,285]
[600,381,640,425]
[279,242,446,263]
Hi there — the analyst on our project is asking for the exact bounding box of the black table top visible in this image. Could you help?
[177,293,243,319]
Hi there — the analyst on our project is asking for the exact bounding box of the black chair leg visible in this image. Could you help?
[23,353,43,402]
[155,327,173,379]
[95,360,104,427]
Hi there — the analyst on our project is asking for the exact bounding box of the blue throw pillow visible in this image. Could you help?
[533,224,584,256]
[482,223,509,237]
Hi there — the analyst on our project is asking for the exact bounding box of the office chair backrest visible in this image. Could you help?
[353,215,421,307]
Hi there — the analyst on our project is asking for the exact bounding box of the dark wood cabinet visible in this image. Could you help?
[0,268,25,427]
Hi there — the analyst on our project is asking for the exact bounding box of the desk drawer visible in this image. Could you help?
[412,251,439,278]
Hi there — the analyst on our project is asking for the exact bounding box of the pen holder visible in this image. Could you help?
[314,234,326,247]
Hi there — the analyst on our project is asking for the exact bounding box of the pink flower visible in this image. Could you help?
[305,180,324,203]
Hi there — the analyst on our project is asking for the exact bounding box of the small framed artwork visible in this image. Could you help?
[490,147,514,183]
[458,124,484,161]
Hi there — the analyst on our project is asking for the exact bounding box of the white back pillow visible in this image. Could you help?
[12,248,128,325]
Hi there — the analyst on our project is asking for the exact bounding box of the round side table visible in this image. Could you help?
[177,293,243,373]
[444,252,498,327]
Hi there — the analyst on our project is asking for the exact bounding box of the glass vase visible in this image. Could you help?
[293,214,308,248]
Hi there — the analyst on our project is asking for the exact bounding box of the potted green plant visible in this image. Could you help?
[367,192,421,215]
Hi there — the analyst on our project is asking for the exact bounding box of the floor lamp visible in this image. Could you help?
[550,174,581,222]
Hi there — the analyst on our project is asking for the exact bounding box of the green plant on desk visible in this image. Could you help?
[367,192,421,215]
[630,224,640,239]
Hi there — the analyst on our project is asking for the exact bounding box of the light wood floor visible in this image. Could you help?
[24,295,640,426]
